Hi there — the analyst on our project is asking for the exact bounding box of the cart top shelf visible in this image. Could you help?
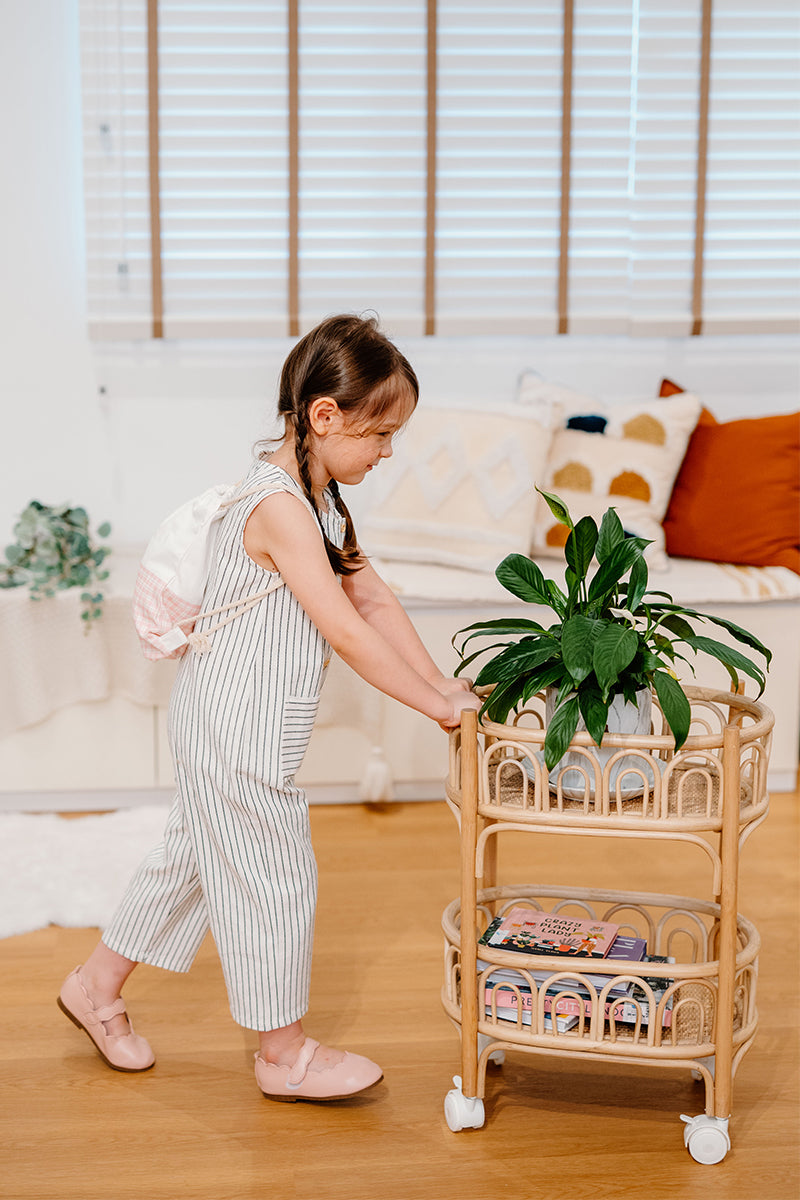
[448,686,773,832]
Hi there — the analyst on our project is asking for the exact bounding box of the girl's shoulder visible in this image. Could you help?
[240,459,336,518]
[236,459,313,512]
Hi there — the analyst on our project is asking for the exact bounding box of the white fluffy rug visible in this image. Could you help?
[0,807,169,939]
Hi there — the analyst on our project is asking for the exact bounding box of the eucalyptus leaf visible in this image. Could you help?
[2,500,112,633]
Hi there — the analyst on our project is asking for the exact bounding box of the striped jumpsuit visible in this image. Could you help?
[103,461,344,1030]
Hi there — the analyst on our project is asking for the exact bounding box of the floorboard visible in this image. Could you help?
[2,790,798,1200]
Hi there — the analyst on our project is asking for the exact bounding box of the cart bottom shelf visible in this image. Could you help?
[441,883,760,1160]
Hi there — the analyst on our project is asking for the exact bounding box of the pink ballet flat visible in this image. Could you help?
[254,1038,383,1102]
[58,966,155,1073]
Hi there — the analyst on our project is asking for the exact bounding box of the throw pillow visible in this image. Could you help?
[660,381,800,574]
[358,400,559,572]
[517,374,702,569]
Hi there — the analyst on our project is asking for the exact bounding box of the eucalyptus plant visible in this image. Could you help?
[0,501,112,631]
[454,489,771,771]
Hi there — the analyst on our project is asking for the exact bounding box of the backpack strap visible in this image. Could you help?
[184,575,285,654]
[184,474,313,655]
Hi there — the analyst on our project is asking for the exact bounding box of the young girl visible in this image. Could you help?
[58,314,480,1103]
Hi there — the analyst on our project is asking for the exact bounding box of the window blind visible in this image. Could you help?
[79,0,800,339]
[702,2,800,333]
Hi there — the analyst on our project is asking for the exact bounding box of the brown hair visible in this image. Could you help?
[263,313,418,575]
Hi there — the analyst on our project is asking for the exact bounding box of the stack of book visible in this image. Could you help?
[478,907,674,1029]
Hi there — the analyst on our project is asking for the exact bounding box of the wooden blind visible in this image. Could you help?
[79,0,800,339]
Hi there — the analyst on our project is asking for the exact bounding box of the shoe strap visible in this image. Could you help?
[286,1038,320,1087]
[85,997,127,1026]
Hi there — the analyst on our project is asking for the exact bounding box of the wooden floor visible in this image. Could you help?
[2,787,798,1200]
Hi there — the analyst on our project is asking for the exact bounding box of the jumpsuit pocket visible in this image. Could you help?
[280,694,321,781]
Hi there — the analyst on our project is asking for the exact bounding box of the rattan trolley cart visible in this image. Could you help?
[441,685,774,1163]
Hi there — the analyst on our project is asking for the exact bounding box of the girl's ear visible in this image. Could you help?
[307,396,344,435]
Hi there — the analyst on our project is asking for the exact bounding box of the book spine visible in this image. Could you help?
[483,987,672,1027]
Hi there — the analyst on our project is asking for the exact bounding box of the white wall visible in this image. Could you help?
[1,1,798,550]
[0,0,113,544]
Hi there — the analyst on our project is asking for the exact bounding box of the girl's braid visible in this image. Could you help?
[292,404,361,574]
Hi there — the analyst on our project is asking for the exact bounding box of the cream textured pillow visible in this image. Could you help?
[518,375,701,570]
[358,401,559,572]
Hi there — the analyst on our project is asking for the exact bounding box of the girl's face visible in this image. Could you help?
[317,392,415,487]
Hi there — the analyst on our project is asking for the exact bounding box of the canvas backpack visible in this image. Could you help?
[133,482,284,660]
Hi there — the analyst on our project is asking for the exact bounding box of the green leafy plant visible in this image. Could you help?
[0,501,112,631]
[454,489,771,770]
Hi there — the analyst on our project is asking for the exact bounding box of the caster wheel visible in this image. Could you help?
[444,1076,485,1132]
[680,1114,730,1164]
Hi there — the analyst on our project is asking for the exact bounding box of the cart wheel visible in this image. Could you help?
[444,1076,486,1132]
[478,1033,505,1067]
[680,1114,730,1164]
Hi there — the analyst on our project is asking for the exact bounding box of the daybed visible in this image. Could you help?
[0,373,797,806]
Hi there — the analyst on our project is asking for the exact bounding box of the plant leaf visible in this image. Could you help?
[483,675,528,724]
[593,623,639,697]
[685,634,766,696]
[587,537,650,608]
[658,612,696,641]
[595,506,625,563]
[473,639,559,687]
[652,671,691,749]
[455,641,519,677]
[522,661,569,703]
[626,554,649,613]
[536,488,574,530]
[544,694,581,771]
[561,614,601,685]
[578,680,610,747]
[495,554,553,607]
[545,579,568,618]
[649,604,772,668]
[564,515,598,580]
[453,617,547,650]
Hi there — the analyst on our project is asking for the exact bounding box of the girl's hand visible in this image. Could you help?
[435,674,474,697]
[438,690,482,731]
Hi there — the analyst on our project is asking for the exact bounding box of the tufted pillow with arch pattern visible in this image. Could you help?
[517,373,702,570]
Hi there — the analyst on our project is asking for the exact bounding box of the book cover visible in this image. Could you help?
[478,907,620,958]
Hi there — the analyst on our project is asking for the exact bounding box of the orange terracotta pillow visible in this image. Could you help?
[660,380,800,574]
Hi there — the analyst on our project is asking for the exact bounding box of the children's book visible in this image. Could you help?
[478,907,620,959]
[480,935,647,1000]
[483,953,675,1028]
[486,1005,580,1033]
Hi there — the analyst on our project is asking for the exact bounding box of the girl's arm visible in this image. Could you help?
[244,493,479,728]
[341,556,470,695]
